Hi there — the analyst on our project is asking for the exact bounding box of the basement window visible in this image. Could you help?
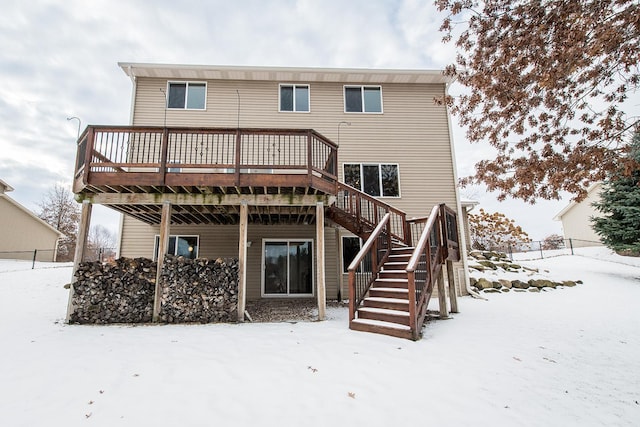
[153,235,199,260]
[342,236,372,273]
[167,82,206,110]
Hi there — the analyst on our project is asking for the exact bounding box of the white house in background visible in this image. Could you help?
[0,179,63,261]
[553,183,604,246]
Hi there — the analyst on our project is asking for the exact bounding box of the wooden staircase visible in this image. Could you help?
[328,182,460,340]
[350,245,415,339]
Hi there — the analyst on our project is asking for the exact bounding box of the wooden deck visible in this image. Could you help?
[73,126,339,224]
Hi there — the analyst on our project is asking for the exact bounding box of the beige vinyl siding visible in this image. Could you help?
[124,74,462,295]
[132,78,456,217]
[0,196,60,261]
[120,216,339,301]
[559,184,603,245]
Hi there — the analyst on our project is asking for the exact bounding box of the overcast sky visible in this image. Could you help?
[0,0,585,240]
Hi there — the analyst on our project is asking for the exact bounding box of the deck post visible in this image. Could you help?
[66,200,92,322]
[237,201,248,322]
[335,228,343,301]
[446,260,459,313]
[437,267,449,318]
[153,201,171,322]
[316,202,326,321]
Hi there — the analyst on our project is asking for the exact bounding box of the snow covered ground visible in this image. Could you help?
[0,249,638,426]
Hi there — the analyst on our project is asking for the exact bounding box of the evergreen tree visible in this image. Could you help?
[592,131,640,255]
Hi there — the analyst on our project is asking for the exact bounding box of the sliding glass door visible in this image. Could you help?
[263,240,313,296]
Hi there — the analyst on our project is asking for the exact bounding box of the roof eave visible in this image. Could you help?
[117,62,454,85]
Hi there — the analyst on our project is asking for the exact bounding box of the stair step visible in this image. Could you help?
[378,270,407,279]
[369,287,409,299]
[350,318,414,340]
[363,296,410,311]
[391,247,415,255]
[384,261,409,269]
[373,279,408,289]
[357,306,410,326]
[386,257,409,262]
[374,277,409,287]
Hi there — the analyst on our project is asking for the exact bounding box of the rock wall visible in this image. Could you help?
[69,256,238,324]
[468,250,581,294]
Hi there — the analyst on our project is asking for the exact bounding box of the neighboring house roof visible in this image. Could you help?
[553,183,602,221]
[0,183,64,238]
[0,178,15,193]
[460,198,479,212]
[118,62,455,85]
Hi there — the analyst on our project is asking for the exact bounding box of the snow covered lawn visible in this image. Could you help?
[0,250,638,426]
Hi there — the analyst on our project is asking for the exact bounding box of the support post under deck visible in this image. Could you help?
[316,202,326,321]
[237,201,248,322]
[153,201,172,322]
[66,200,92,322]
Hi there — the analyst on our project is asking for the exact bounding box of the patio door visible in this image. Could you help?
[262,240,313,296]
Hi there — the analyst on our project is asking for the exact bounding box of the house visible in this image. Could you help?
[0,179,62,262]
[69,63,469,339]
[553,183,604,247]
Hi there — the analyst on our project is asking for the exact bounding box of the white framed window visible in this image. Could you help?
[167,82,206,110]
[279,84,310,112]
[153,235,199,260]
[262,239,314,297]
[344,85,383,113]
[343,163,400,197]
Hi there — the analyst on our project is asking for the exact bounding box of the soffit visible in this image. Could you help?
[118,62,453,85]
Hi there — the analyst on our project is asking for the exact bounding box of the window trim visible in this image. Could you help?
[153,235,200,261]
[343,85,383,114]
[166,81,207,110]
[261,238,315,298]
[278,83,311,113]
[342,162,401,198]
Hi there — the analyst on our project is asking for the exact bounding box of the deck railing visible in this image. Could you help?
[74,126,338,192]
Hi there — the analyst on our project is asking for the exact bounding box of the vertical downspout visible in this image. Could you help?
[116,66,137,259]
[444,81,482,299]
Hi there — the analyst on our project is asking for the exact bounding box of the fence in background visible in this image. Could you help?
[0,247,117,270]
[478,238,604,261]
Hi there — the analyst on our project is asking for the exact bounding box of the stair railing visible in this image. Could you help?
[347,213,392,322]
[335,182,408,243]
[406,204,460,339]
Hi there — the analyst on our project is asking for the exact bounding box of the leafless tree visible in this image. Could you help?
[87,225,117,262]
[37,184,80,262]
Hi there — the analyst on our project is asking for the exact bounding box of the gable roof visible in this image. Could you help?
[0,191,64,238]
[0,178,14,193]
[118,63,455,85]
[553,183,603,221]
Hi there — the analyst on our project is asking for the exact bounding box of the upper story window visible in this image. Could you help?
[167,82,206,110]
[280,84,310,112]
[343,163,400,197]
[344,86,382,113]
